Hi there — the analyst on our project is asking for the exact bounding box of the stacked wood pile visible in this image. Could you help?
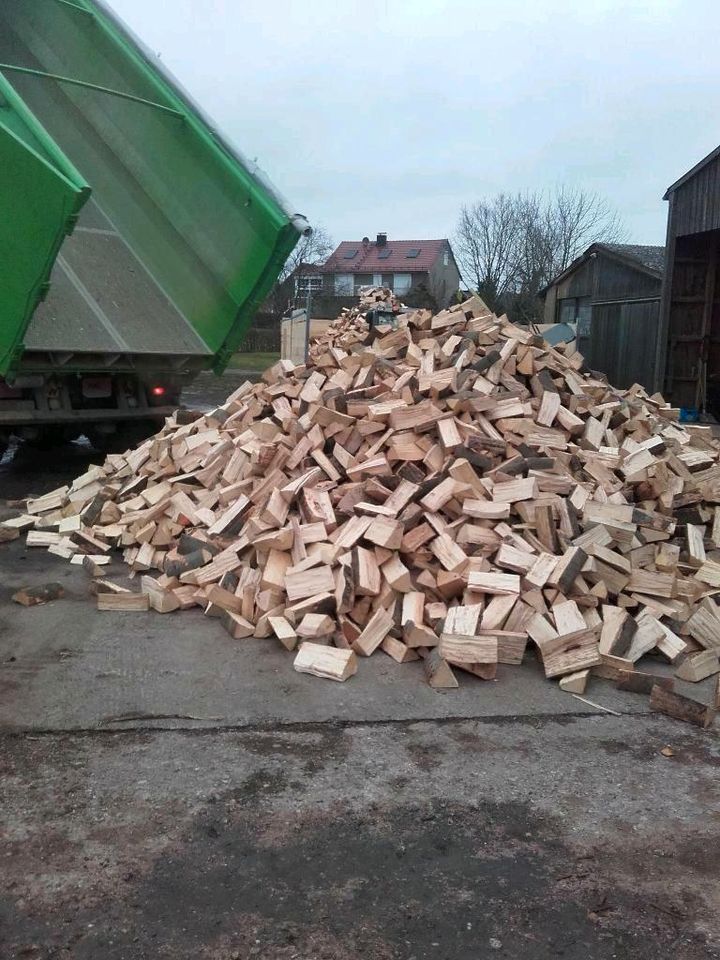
[4,296,720,718]
[356,286,397,309]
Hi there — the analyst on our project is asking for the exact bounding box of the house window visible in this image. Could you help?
[373,273,382,287]
[443,250,449,267]
[295,275,323,297]
[334,273,354,295]
[393,273,412,295]
[557,296,591,333]
[353,274,373,294]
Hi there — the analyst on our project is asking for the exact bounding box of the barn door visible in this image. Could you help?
[666,231,720,413]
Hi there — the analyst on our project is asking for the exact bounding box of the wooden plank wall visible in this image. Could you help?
[657,150,720,402]
[664,232,720,410]
[545,251,661,390]
[588,301,660,390]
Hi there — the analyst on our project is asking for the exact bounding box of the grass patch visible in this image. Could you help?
[228,352,279,372]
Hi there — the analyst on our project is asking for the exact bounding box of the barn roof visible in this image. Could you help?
[539,242,665,296]
[663,144,720,199]
[601,243,665,275]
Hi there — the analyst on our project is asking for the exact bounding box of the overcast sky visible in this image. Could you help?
[110,0,720,248]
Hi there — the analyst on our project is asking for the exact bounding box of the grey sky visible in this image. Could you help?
[110,0,720,249]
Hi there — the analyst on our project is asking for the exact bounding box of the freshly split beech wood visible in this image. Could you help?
[3,286,720,720]
[293,642,358,682]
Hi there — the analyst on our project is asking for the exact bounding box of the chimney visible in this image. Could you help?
[362,236,369,247]
[376,232,387,247]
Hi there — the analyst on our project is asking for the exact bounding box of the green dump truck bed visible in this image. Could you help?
[0,0,308,379]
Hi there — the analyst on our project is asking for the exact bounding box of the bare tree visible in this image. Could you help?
[278,225,334,285]
[454,194,524,311]
[454,187,627,322]
[544,187,626,277]
[264,225,334,318]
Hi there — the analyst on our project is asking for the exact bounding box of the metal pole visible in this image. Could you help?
[0,63,184,118]
[303,290,312,362]
[54,0,94,14]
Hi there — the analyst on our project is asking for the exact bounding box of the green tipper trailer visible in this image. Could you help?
[0,0,308,455]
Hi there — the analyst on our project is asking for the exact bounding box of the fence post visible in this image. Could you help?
[304,290,313,362]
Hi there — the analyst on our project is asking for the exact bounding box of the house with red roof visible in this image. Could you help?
[315,233,461,310]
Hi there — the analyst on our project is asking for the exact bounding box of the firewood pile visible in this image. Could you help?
[4,295,720,721]
[357,286,396,309]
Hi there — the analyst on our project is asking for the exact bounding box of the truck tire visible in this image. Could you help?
[88,420,160,455]
[87,429,134,455]
[26,429,69,451]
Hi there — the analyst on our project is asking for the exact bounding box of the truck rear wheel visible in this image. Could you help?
[25,428,71,451]
[88,420,160,455]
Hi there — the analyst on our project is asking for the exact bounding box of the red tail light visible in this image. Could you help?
[151,385,166,397]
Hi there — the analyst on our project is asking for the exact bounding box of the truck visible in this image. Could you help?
[0,0,309,458]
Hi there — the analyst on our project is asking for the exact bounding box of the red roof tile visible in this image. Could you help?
[323,239,449,274]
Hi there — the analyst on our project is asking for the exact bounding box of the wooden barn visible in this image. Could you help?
[655,145,720,415]
[540,243,664,389]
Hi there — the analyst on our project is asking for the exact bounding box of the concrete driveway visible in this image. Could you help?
[1,428,719,959]
[1,531,719,960]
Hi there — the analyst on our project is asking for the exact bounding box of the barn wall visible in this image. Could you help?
[656,151,720,409]
[660,229,720,410]
[670,154,720,237]
[585,301,660,390]
[543,251,661,389]
[547,253,661,313]
[595,258,661,301]
[564,258,595,298]
[542,285,557,324]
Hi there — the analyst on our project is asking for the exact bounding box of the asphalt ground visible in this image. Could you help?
[0,374,719,959]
